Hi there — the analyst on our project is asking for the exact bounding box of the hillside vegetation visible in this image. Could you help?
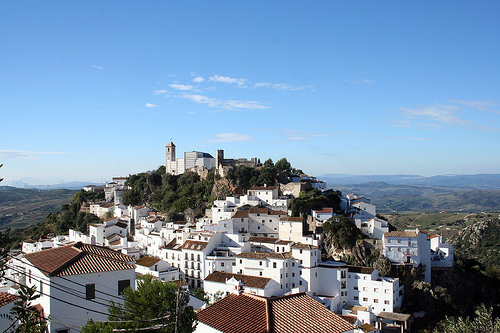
[0,187,77,231]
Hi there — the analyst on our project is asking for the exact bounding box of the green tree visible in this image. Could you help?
[82,275,196,332]
[434,304,500,333]
[10,284,47,333]
[275,158,292,174]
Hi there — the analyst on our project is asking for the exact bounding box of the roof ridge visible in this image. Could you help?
[49,247,84,276]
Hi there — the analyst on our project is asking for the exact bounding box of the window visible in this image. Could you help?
[240,259,242,264]
[299,249,303,254]
[273,262,277,268]
[374,288,379,292]
[363,287,368,291]
[341,271,346,279]
[341,281,346,289]
[259,261,262,266]
[354,296,359,300]
[299,281,302,285]
[354,286,358,290]
[292,283,295,288]
[292,273,295,277]
[221,262,224,267]
[259,271,263,276]
[363,297,368,302]
[385,300,390,304]
[384,289,390,294]
[374,299,379,303]
[86,283,96,300]
[118,279,131,295]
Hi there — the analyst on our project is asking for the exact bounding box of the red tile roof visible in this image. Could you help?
[181,240,209,251]
[236,252,292,260]
[248,236,279,244]
[197,293,356,333]
[0,292,18,307]
[198,294,268,333]
[291,243,319,250]
[384,231,418,238]
[280,217,303,222]
[249,186,278,191]
[205,272,271,289]
[24,242,135,277]
[347,266,375,274]
[232,210,249,219]
[136,256,162,268]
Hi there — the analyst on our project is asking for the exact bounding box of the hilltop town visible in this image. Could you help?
[0,143,460,333]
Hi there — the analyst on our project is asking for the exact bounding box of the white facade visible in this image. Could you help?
[429,235,454,268]
[383,229,432,282]
[355,217,389,240]
[347,266,403,314]
[311,208,334,223]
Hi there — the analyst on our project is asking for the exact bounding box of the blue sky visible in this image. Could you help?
[1,1,500,185]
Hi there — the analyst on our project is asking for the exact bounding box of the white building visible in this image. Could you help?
[135,256,180,282]
[165,141,215,175]
[88,217,129,246]
[429,234,454,268]
[383,229,432,282]
[21,242,136,333]
[311,207,334,223]
[203,271,276,298]
[355,217,389,240]
[346,266,403,314]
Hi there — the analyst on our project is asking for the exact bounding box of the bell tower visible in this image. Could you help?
[166,141,176,174]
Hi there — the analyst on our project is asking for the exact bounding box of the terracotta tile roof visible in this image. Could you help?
[205,272,271,289]
[312,208,333,214]
[163,239,182,251]
[181,240,208,251]
[73,242,135,262]
[249,207,270,214]
[292,243,319,250]
[136,256,162,268]
[248,236,279,244]
[236,252,292,260]
[197,294,268,333]
[280,217,303,222]
[0,292,18,307]
[359,323,377,332]
[115,221,128,229]
[270,210,287,215]
[347,266,375,274]
[197,293,356,333]
[276,240,293,245]
[339,315,357,324]
[232,210,249,219]
[269,293,356,333]
[24,242,135,277]
[384,231,418,238]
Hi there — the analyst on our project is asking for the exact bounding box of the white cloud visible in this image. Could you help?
[154,90,168,95]
[254,82,311,91]
[0,150,79,159]
[206,133,253,143]
[91,65,104,70]
[169,84,194,91]
[181,93,268,111]
[192,76,205,83]
[386,136,435,141]
[343,77,376,85]
[145,103,158,108]
[209,75,247,86]
[396,103,498,131]
[450,100,500,114]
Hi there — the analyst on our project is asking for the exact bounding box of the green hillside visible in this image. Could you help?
[0,187,77,231]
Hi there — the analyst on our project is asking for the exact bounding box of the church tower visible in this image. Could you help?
[166,141,176,174]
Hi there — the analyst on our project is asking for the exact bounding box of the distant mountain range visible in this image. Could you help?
[320,174,500,213]
[4,180,104,190]
[320,173,500,191]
